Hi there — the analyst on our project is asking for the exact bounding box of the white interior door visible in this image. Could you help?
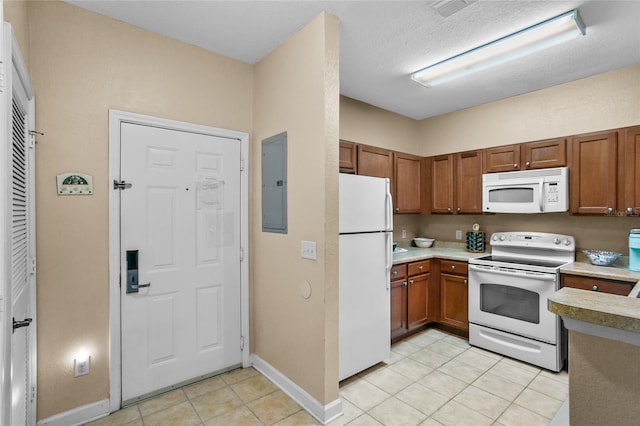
[2,23,36,426]
[120,122,242,402]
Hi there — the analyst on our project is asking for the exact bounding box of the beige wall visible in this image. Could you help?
[251,12,340,405]
[340,96,420,154]
[418,65,640,156]
[24,1,252,419]
[569,331,640,425]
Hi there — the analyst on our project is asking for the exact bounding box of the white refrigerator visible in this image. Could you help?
[339,174,393,381]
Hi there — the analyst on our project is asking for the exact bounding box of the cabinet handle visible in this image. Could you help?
[447,207,451,213]
[418,266,423,270]
[393,270,398,276]
[450,265,455,270]
[592,285,599,291]
[627,207,633,216]
[409,279,414,285]
[513,163,518,168]
[457,207,461,213]
[402,281,408,286]
[607,207,613,214]
[395,207,400,212]
[464,279,467,284]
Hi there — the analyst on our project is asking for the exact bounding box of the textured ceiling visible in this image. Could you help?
[66,1,640,120]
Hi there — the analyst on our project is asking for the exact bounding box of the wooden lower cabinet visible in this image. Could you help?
[391,261,430,341]
[390,264,408,339]
[439,260,469,332]
[391,258,470,340]
[407,273,429,329]
[561,274,634,296]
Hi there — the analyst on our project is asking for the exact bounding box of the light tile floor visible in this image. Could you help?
[87,328,568,426]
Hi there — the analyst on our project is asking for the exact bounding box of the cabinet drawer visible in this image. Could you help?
[391,264,407,281]
[408,260,430,276]
[440,260,468,275]
[561,274,633,296]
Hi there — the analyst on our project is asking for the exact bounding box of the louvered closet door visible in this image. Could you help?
[10,94,35,426]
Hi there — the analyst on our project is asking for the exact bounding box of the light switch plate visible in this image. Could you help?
[301,240,317,260]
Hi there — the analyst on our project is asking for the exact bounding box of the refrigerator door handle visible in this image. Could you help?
[384,185,393,232]
[385,232,392,290]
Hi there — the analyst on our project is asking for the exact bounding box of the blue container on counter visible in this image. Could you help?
[630,229,640,272]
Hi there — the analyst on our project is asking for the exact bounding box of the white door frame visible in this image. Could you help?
[108,110,249,412]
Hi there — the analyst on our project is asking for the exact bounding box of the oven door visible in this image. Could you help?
[468,264,558,343]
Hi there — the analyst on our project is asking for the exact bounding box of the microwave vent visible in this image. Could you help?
[495,167,566,180]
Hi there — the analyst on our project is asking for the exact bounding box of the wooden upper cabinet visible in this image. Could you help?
[523,138,566,170]
[570,130,620,215]
[624,126,640,216]
[431,154,454,213]
[484,138,566,173]
[339,140,357,174]
[394,152,422,214]
[356,144,393,179]
[455,150,483,214]
[484,144,521,173]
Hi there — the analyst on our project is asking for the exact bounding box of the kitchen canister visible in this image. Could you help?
[630,229,640,272]
[466,223,485,253]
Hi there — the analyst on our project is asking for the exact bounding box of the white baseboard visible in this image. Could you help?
[251,354,343,425]
[36,398,110,426]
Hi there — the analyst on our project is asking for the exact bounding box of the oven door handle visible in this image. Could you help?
[468,264,556,281]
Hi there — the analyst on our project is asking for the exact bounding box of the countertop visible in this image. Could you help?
[392,246,486,264]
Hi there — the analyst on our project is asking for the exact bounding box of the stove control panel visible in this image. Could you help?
[490,232,575,251]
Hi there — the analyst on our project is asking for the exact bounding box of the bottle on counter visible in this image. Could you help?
[630,229,640,272]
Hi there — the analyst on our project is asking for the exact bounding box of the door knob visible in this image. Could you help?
[126,250,151,293]
[12,317,32,333]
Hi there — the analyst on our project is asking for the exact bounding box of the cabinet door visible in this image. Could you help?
[624,126,640,216]
[570,130,619,215]
[394,152,422,214]
[455,150,483,213]
[523,138,566,170]
[484,144,521,173]
[407,273,429,330]
[339,140,357,173]
[357,144,393,179]
[440,273,468,331]
[431,154,454,214]
[391,278,408,339]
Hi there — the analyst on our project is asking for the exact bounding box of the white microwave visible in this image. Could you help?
[482,167,569,213]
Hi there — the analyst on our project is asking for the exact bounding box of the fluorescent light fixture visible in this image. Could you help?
[412,9,586,87]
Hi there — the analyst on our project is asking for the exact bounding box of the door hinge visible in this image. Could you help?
[240,336,245,351]
[31,385,36,403]
[28,132,36,149]
[29,257,36,275]
[113,180,132,190]
[240,247,244,261]
[240,156,245,171]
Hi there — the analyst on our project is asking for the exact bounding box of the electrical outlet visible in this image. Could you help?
[301,240,317,260]
[401,229,407,239]
[455,230,462,240]
[74,356,90,377]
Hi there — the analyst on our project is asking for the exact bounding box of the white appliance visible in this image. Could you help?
[339,174,393,380]
[482,167,569,213]
[468,232,575,372]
